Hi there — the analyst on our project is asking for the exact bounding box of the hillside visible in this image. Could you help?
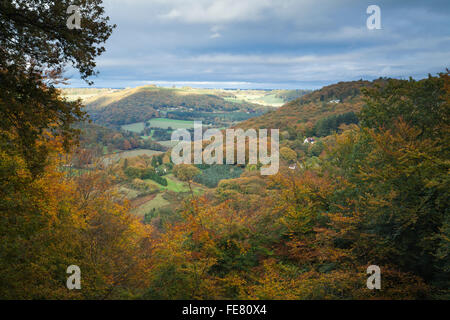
[273,89,312,102]
[238,79,387,133]
[72,86,273,126]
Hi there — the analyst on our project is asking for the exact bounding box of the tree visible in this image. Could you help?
[0,0,115,81]
[327,72,449,294]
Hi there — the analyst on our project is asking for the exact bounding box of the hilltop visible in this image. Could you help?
[238,79,387,134]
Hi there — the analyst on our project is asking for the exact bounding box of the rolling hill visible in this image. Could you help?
[238,79,388,133]
[67,86,274,126]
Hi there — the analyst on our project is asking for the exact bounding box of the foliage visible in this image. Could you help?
[274,89,311,102]
[239,79,386,135]
[138,73,448,300]
[280,147,297,162]
[0,137,153,299]
[87,86,265,126]
[75,122,166,157]
[312,112,359,137]
[193,164,244,188]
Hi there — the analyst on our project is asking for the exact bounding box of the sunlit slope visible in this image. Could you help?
[237,79,387,132]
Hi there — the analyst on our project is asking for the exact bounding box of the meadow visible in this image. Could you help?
[102,149,163,165]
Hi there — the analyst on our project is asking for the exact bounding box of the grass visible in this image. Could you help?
[131,193,170,216]
[224,97,246,104]
[259,94,285,105]
[119,149,162,158]
[158,140,179,147]
[121,122,146,133]
[131,175,204,216]
[130,175,206,216]
[145,174,195,193]
[143,174,187,192]
[164,174,190,192]
[118,185,141,200]
[227,91,286,107]
[102,149,163,165]
[147,118,195,129]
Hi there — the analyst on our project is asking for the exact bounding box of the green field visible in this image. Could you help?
[121,118,195,133]
[121,122,145,133]
[148,118,195,129]
[224,97,246,104]
[158,140,178,147]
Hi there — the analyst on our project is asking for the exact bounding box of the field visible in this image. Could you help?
[121,118,195,133]
[258,93,286,106]
[121,122,146,133]
[102,149,163,165]
[148,118,195,129]
[225,91,286,107]
[61,88,120,102]
[131,193,170,216]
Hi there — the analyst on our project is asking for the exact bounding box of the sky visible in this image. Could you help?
[65,0,450,89]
